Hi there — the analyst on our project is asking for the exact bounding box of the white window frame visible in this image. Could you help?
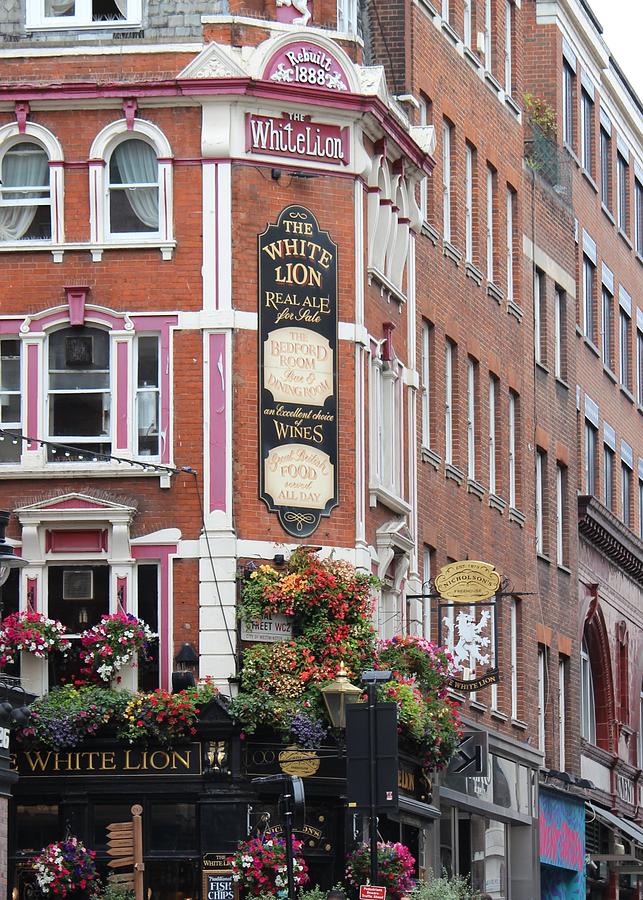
[504,0,512,95]
[619,307,631,390]
[600,127,610,209]
[621,460,631,527]
[465,145,474,263]
[554,287,563,378]
[584,419,597,495]
[534,269,543,363]
[422,545,432,640]
[581,642,596,744]
[445,340,454,465]
[506,187,514,302]
[556,463,565,565]
[484,0,492,71]
[508,391,516,508]
[369,351,404,503]
[442,121,452,243]
[0,338,22,464]
[463,0,472,48]
[538,647,546,753]
[0,122,64,249]
[535,449,544,555]
[441,0,449,21]
[467,358,476,480]
[336,0,358,33]
[581,89,593,173]
[635,178,643,256]
[558,659,567,770]
[562,61,574,148]
[488,375,497,495]
[421,321,431,449]
[419,98,430,223]
[601,286,613,368]
[603,443,614,511]
[486,166,494,281]
[135,334,162,461]
[510,599,518,720]
[26,0,142,30]
[638,326,643,407]
[89,118,174,253]
[617,152,628,232]
[583,255,594,340]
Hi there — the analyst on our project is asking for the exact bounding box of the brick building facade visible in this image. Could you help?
[0,0,640,896]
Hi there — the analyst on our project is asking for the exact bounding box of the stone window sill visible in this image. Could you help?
[443,240,462,265]
[601,203,615,225]
[465,261,483,285]
[507,299,523,321]
[489,493,506,513]
[581,168,598,193]
[509,506,525,526]
[467,478,484,500]
[487,282,504,304]
[445,463,465,485]
[421,446,442,469]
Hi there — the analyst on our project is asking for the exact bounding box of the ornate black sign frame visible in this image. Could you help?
[258,205,339,537]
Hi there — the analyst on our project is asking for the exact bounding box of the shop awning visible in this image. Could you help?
[398,796,441,819]
[589,803,643,848]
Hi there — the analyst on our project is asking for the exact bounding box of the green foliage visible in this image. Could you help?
[97,883,135,900]
[524,93,557,139]
[411,874,479,900]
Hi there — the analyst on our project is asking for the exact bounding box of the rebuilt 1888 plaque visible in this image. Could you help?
[258,205,338,537]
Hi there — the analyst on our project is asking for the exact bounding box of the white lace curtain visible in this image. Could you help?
[0,143,49,242]
[113,140,159,229]
[44,0,128,17]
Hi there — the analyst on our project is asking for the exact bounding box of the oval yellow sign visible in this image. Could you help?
[278,745,320,778]
[434,560,500,602]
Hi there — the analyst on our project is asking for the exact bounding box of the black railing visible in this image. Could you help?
[524,128,573,204]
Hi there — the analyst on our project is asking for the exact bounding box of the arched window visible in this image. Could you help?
[89,118,173,256]
[580,639,597,744]
[0,122,64,248]
[108,138,159,235]
[0,140,51,242]
[47,325,111,461]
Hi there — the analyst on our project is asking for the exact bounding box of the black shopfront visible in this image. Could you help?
[9,708,441,899]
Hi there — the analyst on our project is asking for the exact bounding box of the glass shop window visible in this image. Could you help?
[0,567,20,677]
[15,803,60,852]
[148,804,197,853]
[48,565,109,685]
[137,563,159,691]
[460,812,507,899]
[93,803,138,847]
[145,860,200,900]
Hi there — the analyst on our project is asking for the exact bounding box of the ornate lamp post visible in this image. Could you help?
[320,663,362,729]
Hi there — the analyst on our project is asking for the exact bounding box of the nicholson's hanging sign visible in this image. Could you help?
[436,560,500,692]
[258,205,339,537]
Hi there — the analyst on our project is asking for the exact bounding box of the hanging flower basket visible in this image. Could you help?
[33,837,97,896]
[345,842,415,900]
[229,836,309,898]
[0,610,70,668]
[80,612,153,682]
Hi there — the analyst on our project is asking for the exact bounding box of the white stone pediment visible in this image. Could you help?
[15,492,136,515]
[177,43,248,80]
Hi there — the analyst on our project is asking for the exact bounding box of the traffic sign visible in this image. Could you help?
[359,886,387,900]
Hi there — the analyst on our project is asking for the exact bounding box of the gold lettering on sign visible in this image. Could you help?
[398,769,415,792]
[264,327,333,406]
[264,444,334,510]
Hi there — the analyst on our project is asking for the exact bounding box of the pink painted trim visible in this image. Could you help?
[40,497,110,510]
[15,101,29,134]
[262,41,350,93]
[27,577,38,612]
[65,286,89,326]
[46,529,108,553]
[209,332,227,513]
[130,314,178,331]
[163,168,169,241]
[26,343,39,451]
[88,159,107,168]
[34,307,127,331]
[122,97,137,130]
[0,320,22,334]
[214,164,219,311]
[117,575,128,612]
[116,340,129,451]
[131,544,177,692]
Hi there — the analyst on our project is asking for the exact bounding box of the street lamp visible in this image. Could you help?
[320,663,362,728]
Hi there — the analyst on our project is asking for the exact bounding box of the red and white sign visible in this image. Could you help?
[359,888,387,900]
[359,884,386,900]
[263,41,350,91]
[246,113,350,166]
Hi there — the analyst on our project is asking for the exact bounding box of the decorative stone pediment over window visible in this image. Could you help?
[177,43,248,80]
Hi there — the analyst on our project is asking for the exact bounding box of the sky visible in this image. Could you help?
[586,0,643,99]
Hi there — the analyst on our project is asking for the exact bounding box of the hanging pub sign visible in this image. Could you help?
[246,113,350,167]
[436,561,500,692]
[258,205,339,537]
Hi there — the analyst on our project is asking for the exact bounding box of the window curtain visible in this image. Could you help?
[113,141,159,229]
[0,145,49,242]
[44,0,75,15]
[113,0,127,15]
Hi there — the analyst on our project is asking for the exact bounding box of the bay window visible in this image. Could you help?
[47,325,111,462]
[0,339,21,463]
